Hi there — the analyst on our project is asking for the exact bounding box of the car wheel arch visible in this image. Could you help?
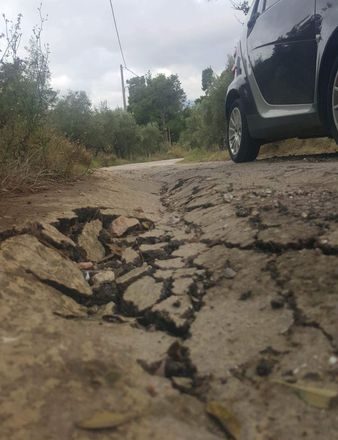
[318,28,338,127]
[225,89,240,118]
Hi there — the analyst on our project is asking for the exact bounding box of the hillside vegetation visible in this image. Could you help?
[0,10,335,193]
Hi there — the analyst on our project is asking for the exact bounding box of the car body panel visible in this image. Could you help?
[247,0,317,105]
[225,0,338,144]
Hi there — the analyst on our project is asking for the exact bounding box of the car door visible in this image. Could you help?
[246,0,317,106]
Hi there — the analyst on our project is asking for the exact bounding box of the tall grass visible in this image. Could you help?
[0,126,92,192]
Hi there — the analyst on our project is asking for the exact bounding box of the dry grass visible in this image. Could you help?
[260,137,337,159]
[178,138,337,164]
[0,127,92,193]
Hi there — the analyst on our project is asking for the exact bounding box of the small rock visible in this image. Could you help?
[92,270,115,286]
[153,270,174,280]
[172,243,208,260]
[224,267,237,279]
[171,377,193,391]
[239,291,252,301]
[99,302,115,317]
[121,248,141,265]
[172,277,195,296]
[138,228,171,243]
[223,194,234,203]
[111,216,140,237]
[329,356,337,366]
[256,359,273,377]
[154,258,185,270]
[151,295,194,334]
[174,268,204,279]
[271,297,285,310]
[116,264,151,287]
[122,276,163,315]
[78,262,95,271]
[140,243,168,259]
[236,207,251,218]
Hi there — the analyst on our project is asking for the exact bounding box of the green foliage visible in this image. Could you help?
[50,97,163,160]
[202,67,215,92]
[50,91,92,145]
[0,10,89,191]
[128,72,186,142]
[138,123,163,156]
[181,68,233,150]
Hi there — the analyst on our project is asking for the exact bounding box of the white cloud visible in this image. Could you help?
[0,0,243,107]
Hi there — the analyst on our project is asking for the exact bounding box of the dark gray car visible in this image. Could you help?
[225,0,338,163]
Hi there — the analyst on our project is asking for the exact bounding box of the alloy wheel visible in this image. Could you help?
[229,107,242,156]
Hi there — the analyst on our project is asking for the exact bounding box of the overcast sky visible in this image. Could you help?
[1,0,242,108]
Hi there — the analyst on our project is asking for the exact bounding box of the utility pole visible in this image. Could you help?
[120,64,127,111]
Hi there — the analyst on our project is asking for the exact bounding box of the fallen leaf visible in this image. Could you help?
[77,410,139,431]
[273,380,338,409]
[206,401,241,439]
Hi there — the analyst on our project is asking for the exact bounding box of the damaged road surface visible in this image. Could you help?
[1,157,338,439]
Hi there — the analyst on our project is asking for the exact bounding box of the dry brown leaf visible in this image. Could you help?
[206,401,241,439]
[273,380,338,409]
[77,410,139,431]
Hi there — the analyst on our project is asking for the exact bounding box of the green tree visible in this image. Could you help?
[202,67,215,93]
[50,91,93,145]
[128,72,186,142]
[180,67,233,150]
[0,10,55,157]
[138,123,163,156]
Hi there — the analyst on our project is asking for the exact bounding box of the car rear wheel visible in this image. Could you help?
[329,57,338,143]
[227,99,260,163]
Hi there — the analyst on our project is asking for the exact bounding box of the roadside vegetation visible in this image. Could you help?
[0,6,336,193]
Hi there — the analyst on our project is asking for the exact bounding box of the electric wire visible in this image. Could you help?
[108,0,127,68]
[125,66,140,78]
[108,0,143,79]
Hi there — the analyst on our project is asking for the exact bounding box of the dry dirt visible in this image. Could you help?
[1,156,338,440]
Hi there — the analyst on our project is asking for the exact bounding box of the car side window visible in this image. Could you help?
[264,0,281,11]
[257,0,265,14]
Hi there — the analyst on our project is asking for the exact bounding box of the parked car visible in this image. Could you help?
[225,0,338,162]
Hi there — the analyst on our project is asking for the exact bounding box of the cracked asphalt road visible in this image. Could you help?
[1,156,338,439]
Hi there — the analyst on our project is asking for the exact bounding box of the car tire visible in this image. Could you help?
[227,99,261,163]
[328,57,338,143]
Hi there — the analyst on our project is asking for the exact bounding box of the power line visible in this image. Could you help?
[125,66,141,78]
[108,0,127,68]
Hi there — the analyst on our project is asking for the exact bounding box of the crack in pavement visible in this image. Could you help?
[2,159,338,439]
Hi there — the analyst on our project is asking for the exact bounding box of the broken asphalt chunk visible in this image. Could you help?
[92,270,115,287]
[0,234,92,296]
[122,276,163,315]
[139,243,168,259]
[116,263,151,288]
[111,216,140,237]
[121,247,141,265]
[154,258,185,269]
[78,220,105,262]
[150,295,194,335]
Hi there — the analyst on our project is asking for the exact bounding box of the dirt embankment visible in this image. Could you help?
[1,157,338,439]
